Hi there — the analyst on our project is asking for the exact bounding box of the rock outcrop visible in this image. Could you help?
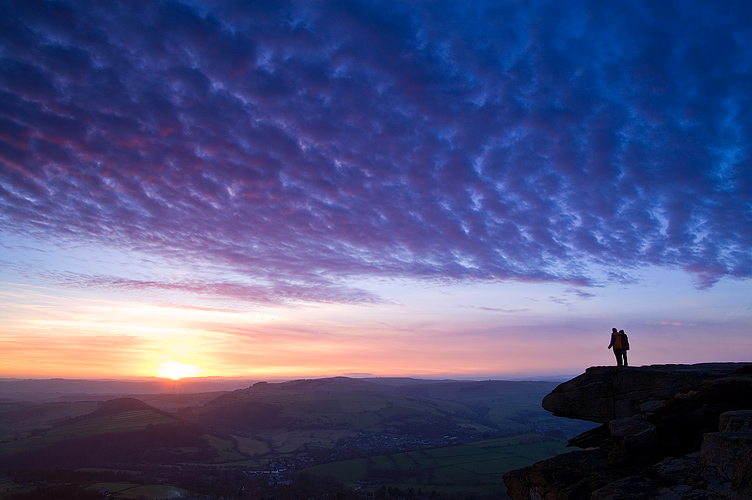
[503,363,752,500]
[541,363,744,423]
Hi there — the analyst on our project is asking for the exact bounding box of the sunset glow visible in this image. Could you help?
[1,1,751,380]
[157,360,204,380]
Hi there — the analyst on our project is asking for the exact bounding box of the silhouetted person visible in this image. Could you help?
[608,328,629,367]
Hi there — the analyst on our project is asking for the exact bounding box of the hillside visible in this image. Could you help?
[174,376,594,463]
[181,377,591,436]
[394,380,576,435]
[0,397,218,470]
[0,400,99,442]
[181,379,490,437]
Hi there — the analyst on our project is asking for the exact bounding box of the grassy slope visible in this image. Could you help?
[0,398,236,469]
[182,383,495,436]
[0,401,99,441]
[301,434,570,494]
[0,408,178,457]
[396,380,563,431]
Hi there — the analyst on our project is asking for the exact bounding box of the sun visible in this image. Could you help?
[157,360,203,380]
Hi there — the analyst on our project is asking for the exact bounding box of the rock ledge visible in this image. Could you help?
[504,363,752,500]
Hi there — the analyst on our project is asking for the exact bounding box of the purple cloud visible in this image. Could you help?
[50,272,382,306]
[1,0,751,306]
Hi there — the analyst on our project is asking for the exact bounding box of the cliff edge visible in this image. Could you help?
[503,363,752,500]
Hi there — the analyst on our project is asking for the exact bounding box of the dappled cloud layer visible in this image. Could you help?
[1,0,751,306]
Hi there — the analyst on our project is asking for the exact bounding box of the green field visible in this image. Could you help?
[257,428,358,454]
[0,479,189,500]
[204,434,248,463]
[0,478,33,499]
[234,435,271,456]
[88,482,190,499]
[300,433,570,494]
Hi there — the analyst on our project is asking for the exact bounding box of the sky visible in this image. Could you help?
[1,0,751,381]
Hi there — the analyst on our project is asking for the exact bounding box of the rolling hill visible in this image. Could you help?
[0,377,594,475]
[174,377,594,460]
[180,377,497,438]
[0,397,219,470]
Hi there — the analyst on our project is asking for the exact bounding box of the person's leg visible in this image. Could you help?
[623,351,628,367]
[614,349,623,367]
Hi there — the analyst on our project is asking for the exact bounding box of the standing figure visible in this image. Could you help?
[608,328,629,367]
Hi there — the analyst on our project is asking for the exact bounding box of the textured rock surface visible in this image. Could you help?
[700,432,752,489]
[699,411,752,497]
[541,363,742,423]
[719,409,752,432]
[502,449,634,500]
[609,416,656,448]
[504,363,752,500]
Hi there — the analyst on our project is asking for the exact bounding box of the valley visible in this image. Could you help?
[0,377,594,499]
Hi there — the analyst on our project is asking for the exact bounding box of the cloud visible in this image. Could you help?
[47,272,383,306]
[548,287,596,307]
[476,307,530,313]
[1,0,750,305]
[646,320,695,327]
[570,289,596,300]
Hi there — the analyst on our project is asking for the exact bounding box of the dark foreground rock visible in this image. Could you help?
[503,449,637,500]
[541,363,743,423]
[504,363,752,500]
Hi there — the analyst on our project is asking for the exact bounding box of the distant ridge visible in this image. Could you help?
[0,377,257,402]
[0,375,574,403]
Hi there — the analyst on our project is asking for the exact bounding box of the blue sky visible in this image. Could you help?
[1,0,750,379]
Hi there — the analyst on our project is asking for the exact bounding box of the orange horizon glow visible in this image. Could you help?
[1,278,751,381]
